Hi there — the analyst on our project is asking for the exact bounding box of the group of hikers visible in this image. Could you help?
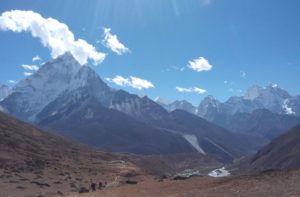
[90,179,106,192]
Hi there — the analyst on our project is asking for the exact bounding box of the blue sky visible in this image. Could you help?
[0,0,300,105]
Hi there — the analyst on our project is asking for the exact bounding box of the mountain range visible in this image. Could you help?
[159,84,299,118]
[1,53,300,196]
[156,84,300,144]
[0,53,262,162]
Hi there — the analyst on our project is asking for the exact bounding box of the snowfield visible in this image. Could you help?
[208,167,230,177]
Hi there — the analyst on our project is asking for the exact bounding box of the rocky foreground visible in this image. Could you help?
[68,169,300,197]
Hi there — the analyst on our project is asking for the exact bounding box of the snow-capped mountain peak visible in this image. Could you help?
[0,52,107,121]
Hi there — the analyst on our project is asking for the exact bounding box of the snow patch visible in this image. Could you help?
[174,169,201,179]
[283,99,295,115]
[183,134,206,155]
[208,167,230,177]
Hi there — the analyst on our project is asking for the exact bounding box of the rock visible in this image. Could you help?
[78,187,89,193]
[57,191,64,196]
[126,180,138,184]
[172,176,189,181]
[30,181,50,187]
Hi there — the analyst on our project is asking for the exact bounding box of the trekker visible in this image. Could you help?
[90,179,96,192]
[98,181,103,189]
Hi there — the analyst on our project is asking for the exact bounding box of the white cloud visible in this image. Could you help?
[240,70,246,78]
[0,10,106,65]
[228,88,243,94]
[21,64,39,71]
[102,27,130,55]
[175,86,207,94]
[24,72,33,76]
[187,57,212,72]
[106,75,154,90]
[172,66,185,71]
[32,55,42,62]
[201,0,213,5]
[8,80,16,84]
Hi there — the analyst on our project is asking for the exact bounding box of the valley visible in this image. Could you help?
[1,53,300,196]
[0,4,300,194]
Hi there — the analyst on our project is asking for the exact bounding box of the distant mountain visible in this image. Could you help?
[38,97,195,154]
[243,84,291,113]
[163,84,299,124]
[196,95,223,122]
[225,109,300,140]
[1,53,193,155]
[244,124,300,171]
[0,53,260,161]
[156,99,196,114]
[0,84,11,101]
[197,84,294,123]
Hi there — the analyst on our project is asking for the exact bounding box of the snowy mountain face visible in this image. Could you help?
[0,85,11,101]
[0,53,112,121]
[110,91,171,126]
[196,84,298,124]
[1,53,81,120]
[243,84,291,113]
[154,85,299,127]
[281,95,300,116]
[197,96,221,118]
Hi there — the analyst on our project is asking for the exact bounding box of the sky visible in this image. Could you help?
[0,0,300,105]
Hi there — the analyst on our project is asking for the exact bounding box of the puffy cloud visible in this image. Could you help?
[187,57,212,72]
[21,64,39,71]
[175,86,207,94]
[32,55,42,62]
[24,72,33,76]
[102,27,130,55]
[0,10,106,65]
[106,75,154,90]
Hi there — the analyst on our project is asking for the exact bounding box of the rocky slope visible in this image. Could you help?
[245,124,300,171]
[225,109,300,140]
[0,111,145,197]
